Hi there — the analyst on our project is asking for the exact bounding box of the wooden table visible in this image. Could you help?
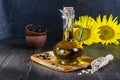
[0,39,120,80]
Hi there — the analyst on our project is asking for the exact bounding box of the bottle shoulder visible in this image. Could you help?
[54,40,83,49]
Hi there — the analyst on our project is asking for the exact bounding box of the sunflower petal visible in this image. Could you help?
[108,14,113,25]
[102,15,107,25]
[96,15,101,24]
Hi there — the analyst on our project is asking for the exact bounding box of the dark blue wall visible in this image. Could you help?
[0,0,12,40]
[0,0,120,42]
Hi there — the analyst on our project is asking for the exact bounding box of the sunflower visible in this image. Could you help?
[74,15,100,45]
[95,14,120,45]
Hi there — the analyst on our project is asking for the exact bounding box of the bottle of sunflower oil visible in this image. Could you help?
[53,7,84,66]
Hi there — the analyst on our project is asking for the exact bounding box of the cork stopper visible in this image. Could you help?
[63,7,74,12]
[60,7,74,19]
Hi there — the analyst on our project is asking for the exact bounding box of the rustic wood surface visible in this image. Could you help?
[0,39,120,80]
[31,51,93,72]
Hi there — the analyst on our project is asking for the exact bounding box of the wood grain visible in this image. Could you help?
[31,51,93,72]
[0,39,120,80]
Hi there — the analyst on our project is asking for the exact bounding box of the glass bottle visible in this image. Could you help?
[53,7,83,66]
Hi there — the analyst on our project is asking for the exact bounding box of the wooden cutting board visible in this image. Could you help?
[31,51,94,72]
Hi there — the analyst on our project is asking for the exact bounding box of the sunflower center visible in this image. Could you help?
[99,26,115,40]
[82,28,91,41]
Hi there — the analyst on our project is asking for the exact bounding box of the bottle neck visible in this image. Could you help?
[62,17,74,41]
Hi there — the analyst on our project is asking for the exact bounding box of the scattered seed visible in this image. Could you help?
[45,53,50,55]
[44,55,48,59]
[81,70,86,73]
[46,58,51,60]
[52,63,59,67]
[36,56,39,58]
[78,72,82,75]
[87,69,92,72]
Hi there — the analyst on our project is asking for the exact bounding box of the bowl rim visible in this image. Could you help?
[26,24,47,36]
